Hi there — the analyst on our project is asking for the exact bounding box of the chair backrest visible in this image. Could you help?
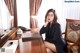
[65,19,80,43]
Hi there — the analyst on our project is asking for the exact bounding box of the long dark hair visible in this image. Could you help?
[45,9,58,24]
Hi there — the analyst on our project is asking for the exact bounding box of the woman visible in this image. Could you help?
[40,9,67,53]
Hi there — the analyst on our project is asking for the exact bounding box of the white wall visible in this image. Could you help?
[37,0,80,32]
[62,0,80,32]
[16,0,30,29]
[62,1,80,19]
[37,0,63,32]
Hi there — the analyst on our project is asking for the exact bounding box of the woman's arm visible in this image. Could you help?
[40,26,47,34]
[40,21,49,34]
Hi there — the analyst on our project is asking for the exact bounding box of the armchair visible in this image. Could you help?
[64,19,80,53]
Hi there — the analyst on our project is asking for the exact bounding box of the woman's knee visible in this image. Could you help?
[44,41,57,52]
[46,48,53,53]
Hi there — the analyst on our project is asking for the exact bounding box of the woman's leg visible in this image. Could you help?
[44,41,57,53]
[46,48,54,53]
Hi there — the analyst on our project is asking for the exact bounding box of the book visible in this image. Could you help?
[22,33,42,42]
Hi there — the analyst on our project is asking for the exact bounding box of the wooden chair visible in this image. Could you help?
[64,19,80,53]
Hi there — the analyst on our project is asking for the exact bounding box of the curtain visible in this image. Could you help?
[30,0,42,15]
[30,0,42,28]
[4,0,14,16]
[4,0,18,28]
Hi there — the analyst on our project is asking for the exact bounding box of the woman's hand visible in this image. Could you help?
[44,18,49,27]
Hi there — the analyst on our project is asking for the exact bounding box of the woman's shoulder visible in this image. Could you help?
[53,23,60,26]
[52,23,61,29]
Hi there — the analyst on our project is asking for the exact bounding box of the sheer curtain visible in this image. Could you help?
[4,0,14,27]
[4,0,14,16]
[0,0,3,35]
[0,0,11,35]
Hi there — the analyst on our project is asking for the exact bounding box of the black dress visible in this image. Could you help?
[40,23,67,53]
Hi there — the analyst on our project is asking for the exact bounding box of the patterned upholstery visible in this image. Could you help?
[66,19,80,53]
[71,46,79,53]
[66,21,80,43]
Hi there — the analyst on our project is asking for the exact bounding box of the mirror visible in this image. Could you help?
[0,0,14,39]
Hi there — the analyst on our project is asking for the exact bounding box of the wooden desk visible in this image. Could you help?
[16,32,46,53]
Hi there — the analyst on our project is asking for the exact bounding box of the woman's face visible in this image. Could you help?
[47,12,54,22]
